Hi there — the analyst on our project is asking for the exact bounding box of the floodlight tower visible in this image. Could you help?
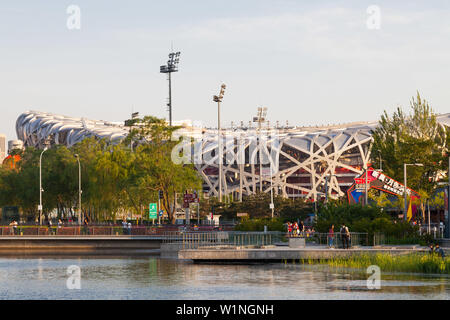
[253,107,267,192]
[160,51,181,126]
[213,84,226,202]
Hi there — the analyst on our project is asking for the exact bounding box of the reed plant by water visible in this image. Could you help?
[302,253,450,274]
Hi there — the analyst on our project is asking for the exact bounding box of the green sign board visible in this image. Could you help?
[149,203,158,219]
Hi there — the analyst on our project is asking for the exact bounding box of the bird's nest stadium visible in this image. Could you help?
[15,110,450,202]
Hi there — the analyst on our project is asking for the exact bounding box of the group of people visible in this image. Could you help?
[327,224,351,249]
[286,221,307,237]
[8,220,18,235]
[122,220,132,235]
[428,243,446,258]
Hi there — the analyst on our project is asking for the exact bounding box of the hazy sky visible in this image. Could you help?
[1,0,450,141]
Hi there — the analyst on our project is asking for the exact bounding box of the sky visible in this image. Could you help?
[1,0,450,142]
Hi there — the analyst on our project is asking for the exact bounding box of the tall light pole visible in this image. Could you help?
[75,154,82,225]
[253,107,267,193]
[213,84,226,202]
[39,147,49,225]
[160,51,181,126]
[403,163,423,220]
[447,156,450,238]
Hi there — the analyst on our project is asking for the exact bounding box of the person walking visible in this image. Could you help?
[47,219,53,235]
[287,222,292,236]
[340,223,350,249]
[83,217,90,235]
[293,222,299,237]
[328,225,335,248]
[299,220,304,236]
[434,244,445,259]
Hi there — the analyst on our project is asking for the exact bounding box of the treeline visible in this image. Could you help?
[0,117,202,223]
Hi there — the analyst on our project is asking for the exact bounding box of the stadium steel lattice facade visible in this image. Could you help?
[15,110,450,201]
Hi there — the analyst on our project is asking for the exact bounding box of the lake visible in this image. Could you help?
[0,256,448,299]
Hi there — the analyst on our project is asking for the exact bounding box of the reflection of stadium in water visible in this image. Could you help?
[15,111,450,201]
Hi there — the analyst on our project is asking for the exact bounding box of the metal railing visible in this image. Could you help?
[179,231,285,249]
[373,232,424,246]
[286,232,369,247]
[0,226,162,236]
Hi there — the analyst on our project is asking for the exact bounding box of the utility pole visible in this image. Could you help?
[447,156,450,238]
[39,148,48,225]
[75,154,82,224]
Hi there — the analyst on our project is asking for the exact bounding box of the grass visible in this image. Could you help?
[301,253,450,275]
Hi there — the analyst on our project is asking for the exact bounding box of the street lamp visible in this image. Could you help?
[446,156,450,238]
[74,154,82,225]
[213,83,226,202]
[39,147,49,225]
[160,51,181,127]
[403,163,423,220]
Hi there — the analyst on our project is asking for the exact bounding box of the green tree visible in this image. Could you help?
[128,116,203,223]
[372,92,449,195]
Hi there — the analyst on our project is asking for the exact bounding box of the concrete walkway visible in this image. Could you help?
[178,245,431,262]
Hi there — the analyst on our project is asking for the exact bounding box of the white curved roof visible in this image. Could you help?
[16,111,129,148]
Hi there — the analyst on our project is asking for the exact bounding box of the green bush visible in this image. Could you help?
[315,203,421,245]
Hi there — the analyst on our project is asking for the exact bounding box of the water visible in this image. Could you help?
[0,257,448,300]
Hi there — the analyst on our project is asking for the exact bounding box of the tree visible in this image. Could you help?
[128,116,203,223]
[372,92,449,196]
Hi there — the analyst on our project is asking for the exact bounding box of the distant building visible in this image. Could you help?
[14,110,450,201]
[0,134,6,164]
[8,140,24,154]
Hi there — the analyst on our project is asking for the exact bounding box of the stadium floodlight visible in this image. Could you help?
[160,51,181,126]
[254,107,268,192]
[214,84,226,202]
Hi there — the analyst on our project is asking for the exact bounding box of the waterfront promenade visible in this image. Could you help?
[176,245,432,263]
[0,227,448,261]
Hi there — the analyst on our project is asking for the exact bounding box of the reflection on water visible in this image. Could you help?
[0,257,448,300]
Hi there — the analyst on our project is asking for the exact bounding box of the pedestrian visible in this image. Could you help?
[287,222,292,236]
[9,221,17,235]
[299,220,304,235]
[122,220,127,235]
[83,218,90,235]
[328,225,335,248]
[293,222,299,237]
[47,219,53,235]
[428,244,435,255]
[127,222,132,235]
[434,244,445,259]
[340,223,350,249]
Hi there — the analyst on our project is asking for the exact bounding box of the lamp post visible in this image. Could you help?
[160,51,181,126]
[447,156,450,238]
[75,154,82,225]
[39,147,49,225]
[403,163,423,221]
[213,84,226,202]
